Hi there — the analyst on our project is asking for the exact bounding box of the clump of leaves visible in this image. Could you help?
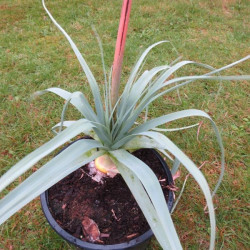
[0,1,249,249]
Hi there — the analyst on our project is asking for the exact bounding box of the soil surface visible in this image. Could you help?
[48,148,171,245]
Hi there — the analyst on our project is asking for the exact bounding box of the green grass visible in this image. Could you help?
[0,0,249,249]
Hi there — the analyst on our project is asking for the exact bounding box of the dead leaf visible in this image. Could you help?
[82,216,100,242]
[173,170,181,181]
[126,233,139,240]
[166,184,178,192]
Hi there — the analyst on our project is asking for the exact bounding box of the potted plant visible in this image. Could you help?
[0,0,249,249]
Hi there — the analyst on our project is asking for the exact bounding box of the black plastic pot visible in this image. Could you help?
[40,139,174,250]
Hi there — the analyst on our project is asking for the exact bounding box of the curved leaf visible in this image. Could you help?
[128,109,224,197]
[113,159,178,249]
[51,120,76,135]
[152,123,199,132]
[111,150,182,250]
[123,135,166,150]
[138,131,216,250]
[42,0,105,123]
[115,65,170,137]
[117,57,250,137]
[34,88,98,122]
[0,119,94,192]
[123,135,174,161]
[0,139,104,225]
[124,41,169,94]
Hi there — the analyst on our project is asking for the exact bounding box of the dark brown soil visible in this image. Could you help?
[48,148,171,245]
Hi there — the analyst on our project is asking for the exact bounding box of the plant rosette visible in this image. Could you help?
[40,138,175,250]
[0,0,249,250]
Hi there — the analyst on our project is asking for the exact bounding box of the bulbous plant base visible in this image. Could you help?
[40,140,174,250]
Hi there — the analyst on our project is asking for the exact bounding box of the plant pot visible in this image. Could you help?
[40,139,174,250]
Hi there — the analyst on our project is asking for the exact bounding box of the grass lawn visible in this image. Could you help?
[0,0,249,249]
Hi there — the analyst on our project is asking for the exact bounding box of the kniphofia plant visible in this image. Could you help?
[0,0,249,249]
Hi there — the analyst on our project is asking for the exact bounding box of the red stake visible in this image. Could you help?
[111,0,132,108]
